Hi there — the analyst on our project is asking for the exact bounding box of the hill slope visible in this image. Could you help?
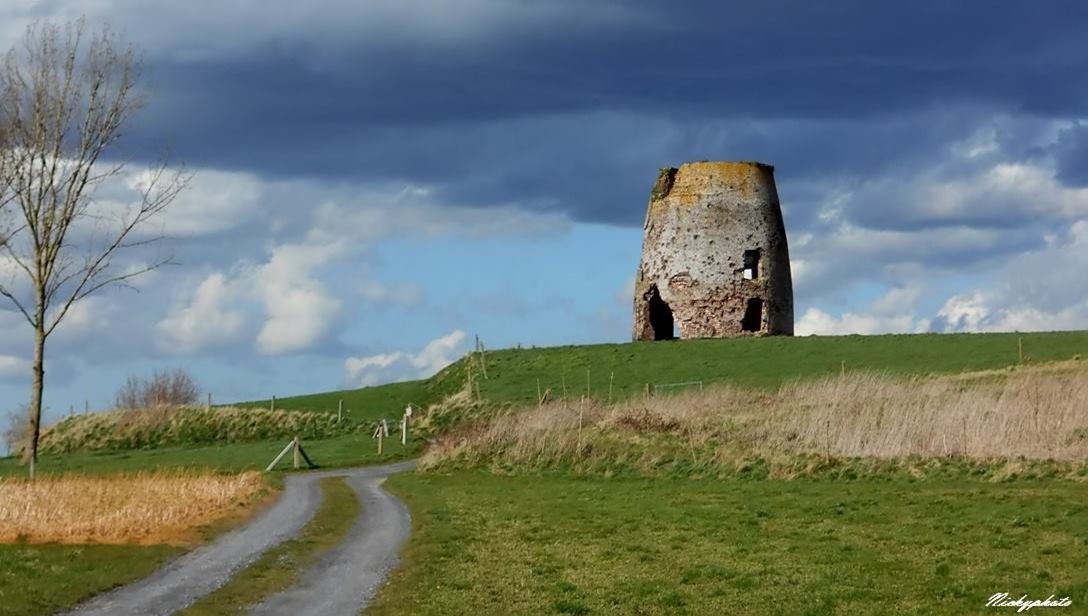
[245,330,1088,414]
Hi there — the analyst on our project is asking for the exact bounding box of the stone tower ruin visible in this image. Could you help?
[633,161,793,340]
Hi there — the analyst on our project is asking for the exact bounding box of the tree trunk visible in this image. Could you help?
[27,320,45,479]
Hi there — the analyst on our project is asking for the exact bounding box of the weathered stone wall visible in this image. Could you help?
[633,161,793,340]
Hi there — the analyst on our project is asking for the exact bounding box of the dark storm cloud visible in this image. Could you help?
[113,1,1088,227]
[1054,123,1088,187]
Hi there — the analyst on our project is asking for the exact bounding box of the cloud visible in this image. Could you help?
[1053,122,1088,187]
[796,286,931,336]
[934,292,1088,333]
[0,354,29,381]
[930,221,1088,333]
[344,330,468,387]
[842,161,1088,232]
[157,273,248,353]
[0,1,644,63]
[151,170,263,237]
[156,242,344,356]
[799,218,1088,336]
[254,241,345,355]
[9,3,1085,230]
[360,281,424,306]
[795,308,931,336]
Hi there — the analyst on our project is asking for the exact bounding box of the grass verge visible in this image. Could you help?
[0,474,276,615]
[370,471,1088,615]
[0,543,182,616]
[181,476,360,615]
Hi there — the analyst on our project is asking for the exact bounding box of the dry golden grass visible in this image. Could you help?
[0,471,265,545]
[423,361,1088,475]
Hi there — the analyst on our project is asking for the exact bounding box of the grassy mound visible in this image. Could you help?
[32,406,358,455]
[6,330,1086,471]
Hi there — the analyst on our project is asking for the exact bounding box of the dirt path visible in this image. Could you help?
[248,465,413,615]
[59,460,416,616]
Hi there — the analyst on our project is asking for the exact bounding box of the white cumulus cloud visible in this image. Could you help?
[157,273,248,353]
[344,330,468,387]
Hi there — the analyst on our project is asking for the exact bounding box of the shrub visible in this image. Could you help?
[116,369,200,410]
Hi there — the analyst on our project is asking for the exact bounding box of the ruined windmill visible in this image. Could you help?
[633,161,794,340]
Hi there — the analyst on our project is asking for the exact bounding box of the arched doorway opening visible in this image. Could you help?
[645,284,675,340]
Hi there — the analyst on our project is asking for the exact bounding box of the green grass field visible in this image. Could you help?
[471,331,1088,406]
[255,332,1088,416]
[370,471,1088,616]
[0,431,416,477]
[236,379,434,421]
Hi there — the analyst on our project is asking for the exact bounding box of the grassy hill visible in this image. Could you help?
[4,330,1086,476]
[4,330,1088,615]
[245,330,1088,413]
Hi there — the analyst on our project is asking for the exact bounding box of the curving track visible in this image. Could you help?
[59,460,416,616]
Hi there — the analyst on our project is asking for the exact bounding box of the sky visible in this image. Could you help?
[1,1,1088,426]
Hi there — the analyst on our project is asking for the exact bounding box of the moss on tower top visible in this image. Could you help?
[647,161,775,214]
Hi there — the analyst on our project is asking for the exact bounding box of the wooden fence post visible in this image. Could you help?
[338,399,343,424]
[1018,336,1024,364]
[577,401,584,454]
[608,371,614,403]
[479,340,488,380]
[292,436,301,469]
[265,439,296,471]
[271,395,276,412]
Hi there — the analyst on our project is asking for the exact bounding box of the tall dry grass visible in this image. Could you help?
[26,405,353,456]
[422,362,1088,478]
[0,471,265,544]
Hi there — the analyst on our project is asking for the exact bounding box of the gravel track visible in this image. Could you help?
[59,460,416,616]
[248,462,415,615]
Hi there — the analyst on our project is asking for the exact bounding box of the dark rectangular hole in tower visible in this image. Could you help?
[743,249,761,280]
[741,298,763,332]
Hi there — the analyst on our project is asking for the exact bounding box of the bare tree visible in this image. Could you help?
[0,20,189,477]
[116,369,200,410]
